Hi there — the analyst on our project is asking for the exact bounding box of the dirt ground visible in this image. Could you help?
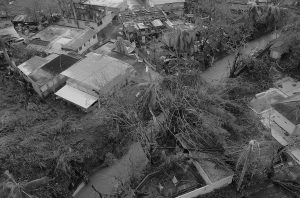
[0,73,129,197]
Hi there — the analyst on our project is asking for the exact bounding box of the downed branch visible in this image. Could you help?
[0,171,51,198]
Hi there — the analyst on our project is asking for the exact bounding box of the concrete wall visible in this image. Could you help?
[39,75,68,97]
[20,70,68,98]
[77,34,98,54]
[272,110,297,135]
[62,12,114,32]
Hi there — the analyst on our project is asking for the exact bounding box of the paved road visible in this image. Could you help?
[200,32,280,85]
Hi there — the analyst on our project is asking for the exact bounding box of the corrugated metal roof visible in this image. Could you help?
[61,52,134,91]
[12,14,27,22]
[55,85,98,109]
[62,28,97,51]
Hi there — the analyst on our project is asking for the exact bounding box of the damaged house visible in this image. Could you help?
[249,77,300,165]
[119,8,170,45]
[271,96,300,136]
[17,54,79,97]
[28,25,98,55]
[61,28,98,54]
[60,0,127,32]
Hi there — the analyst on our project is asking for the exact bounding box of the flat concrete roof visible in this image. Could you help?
[55,85,98,109]
[94,40,116,55]
[18,54,78,87]
[62,28,97,51]
[275,77,300,96]
[249,89,286,114]
[18,54,58,76]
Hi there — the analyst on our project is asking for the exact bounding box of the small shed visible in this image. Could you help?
[18,54,79,97]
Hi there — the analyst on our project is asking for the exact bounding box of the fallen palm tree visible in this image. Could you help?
[0,171,51,198]
[102,69,276,194]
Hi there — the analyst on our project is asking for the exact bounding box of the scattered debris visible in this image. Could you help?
[73,142,148,198]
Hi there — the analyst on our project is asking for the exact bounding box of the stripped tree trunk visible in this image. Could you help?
[0,37,16,70]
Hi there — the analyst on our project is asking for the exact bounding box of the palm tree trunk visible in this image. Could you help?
[0,38,16,70]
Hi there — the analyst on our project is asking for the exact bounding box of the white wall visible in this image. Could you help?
[61,12,114,33]
[77,34,98,54]
[272,110,296,135]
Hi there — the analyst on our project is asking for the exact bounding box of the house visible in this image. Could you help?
[271,95,300,136]
[17,54,79,97]
[55,52,136,111]
[119,8,170,45]
[12,15,27,25]
[249,77,300,165]
[27,25,97,55]
[147,0,186,16]
[59,0,127,32]
[62,28,98,54]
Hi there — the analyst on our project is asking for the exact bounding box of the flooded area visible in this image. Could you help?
[201,32,280,84]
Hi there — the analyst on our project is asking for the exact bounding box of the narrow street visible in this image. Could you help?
[201,32,280,84]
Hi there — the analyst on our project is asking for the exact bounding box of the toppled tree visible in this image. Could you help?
[0,171,51,198]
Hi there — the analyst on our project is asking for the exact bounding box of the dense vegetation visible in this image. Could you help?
[0,0,300,198]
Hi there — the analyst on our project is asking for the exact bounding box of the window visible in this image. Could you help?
[83,43,86,47]
[93,35,96,39]
[78,46,82,51]
[97,20,103,26]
